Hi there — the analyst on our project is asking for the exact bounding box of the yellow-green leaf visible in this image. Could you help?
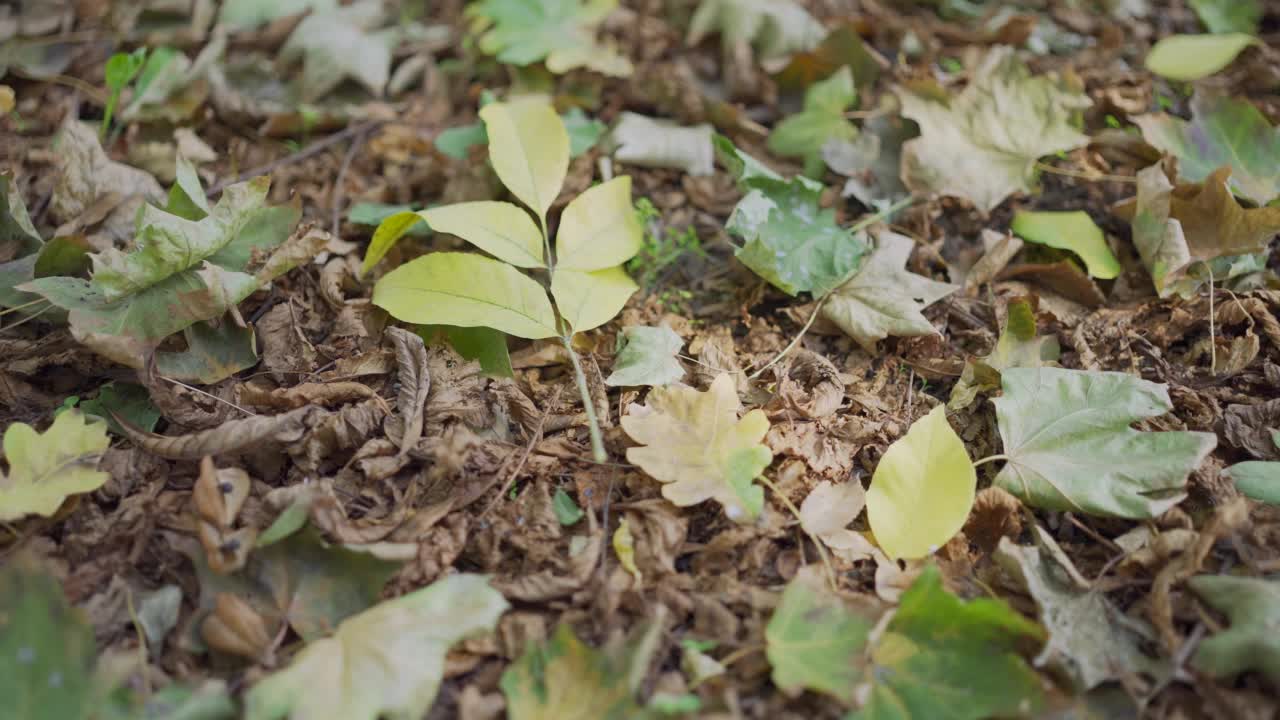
[1145,33,1258,81]
[361,210,427,276]
[481,99,568,220]
[373,252,558,339]
[613,518,641,584]
[0,411,110,521]
[555,176,643,271]
[422,201,545,268]
[866,405,975,560]
[1011,210,1121,280]
[551,265,637,334]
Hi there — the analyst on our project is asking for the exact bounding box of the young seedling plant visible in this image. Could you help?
[367,99,642,462]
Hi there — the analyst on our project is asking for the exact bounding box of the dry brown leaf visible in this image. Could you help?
[493,524,603,602]
[193,456,250,529]
[621,499,689,578]
[767,350,843,419]
[116,407,318,460]
[963,486,1024,553]
[238,381,381,410]
[384,327,430,453]
[1223,399,1280,460]
[202,592,274,664]
[999,260,1106,308]
[965,230,1025,292]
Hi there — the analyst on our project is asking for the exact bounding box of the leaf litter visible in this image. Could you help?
[4,2,1280,719]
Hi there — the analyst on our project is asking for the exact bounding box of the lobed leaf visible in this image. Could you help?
[0,411,110,521]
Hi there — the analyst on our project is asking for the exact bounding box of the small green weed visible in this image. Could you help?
[626,198,706,293]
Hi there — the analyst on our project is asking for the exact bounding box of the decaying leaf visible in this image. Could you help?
[949,296,1060,410]
[278,0,400,101]
[798,480,867,558]
[823,112,917,211]
[821,231,959,352]
[622,374,772,521]
[767,66,857,177]
[1123,164,1279,298]
[1135,91,1279,207]
[605,325,685,387]
[896,46,1091,212]
[993,367,1217,518]
[687,0,825,62]
[469,0,632,77]
[385,327,430,453]
[245,574,508,720]
[0,410,109,521]
[995,524,1167,690]
[48,118,165,243]
[866,405,975,560]
[608,112,714,177]
[1188,574,1280,682]
[114,406,318,460]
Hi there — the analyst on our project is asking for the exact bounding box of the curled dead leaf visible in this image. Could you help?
[493,522,603,602]
[202,591,274,664]
[115,406,318,459]
[193,456,251,529]
[239,381,381,410]
[385,327,430,453]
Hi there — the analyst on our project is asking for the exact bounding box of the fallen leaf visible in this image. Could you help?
[385,327,429,453]
[470,0,632,77]
[1011,210,1120,279]
[821,231,959,353]
[218,0,336,30]
[622,374,772,522]
[765,565,879,703]
[1224,429,1280,505]
[80,381,161,435]
[823,113,917,211]
[687,0,825,62]
[1189,0,1261,33]
[0,410,109,521]
[0,554,96,719]
[49,119,166,243]
[1134,91,1279,206]
[949,296,1060,410]
[605,325,685,387]
[278,0,399,100]
[718,136,870,296]
[612,518,641,584]
[1125,164,1280,297]
[1144,32,1257,82]
[113,406,317,460]
[608,112,715,177]
[866,405,975,560]
[896,46,1091,212]
[245,574,508,720]
[993,367,1217,518]
[1188,574,1280,682]
[852,565,1046,720]
[501,623,646,720]
[798,480,867,556]
[552,488,584,526]
[767,66,857,177]
[995,524,1167,690]
[774,22,882,92]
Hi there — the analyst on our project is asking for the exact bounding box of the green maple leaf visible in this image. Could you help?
[767,66,857,177]
[469,0,632,77]
[1135,90,1280,207]
[605,325,685,387]
[1188,575,1280,682]
[896,46,1091,212]
[279,0,400,101]
[993,367,1217,518]
[717,136,869,296]
[0,411,109,522]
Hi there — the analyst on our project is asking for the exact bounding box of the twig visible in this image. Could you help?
[563,335,606,462]
[331,126,371,237]
[159,376,258,417]
[0,303,54,332]
[747,295,827,380]
[208,120,385,196]
[971,454,1009,468]
[1207,269,1217,374]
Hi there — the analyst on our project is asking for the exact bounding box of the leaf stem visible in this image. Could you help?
[971,453,1009,468]
[756,474,837,592]
[562,334,606,462]
[747,294,827,380]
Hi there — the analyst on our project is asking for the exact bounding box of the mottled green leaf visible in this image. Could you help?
[1224,429,1280,505]
[471,0,632,76]
[80,382,161,435]
[218,0,337,30]
[1188,575,1280,682]
[0,411,109,522]
[606,325,685,387]
[687,0,824,62]
[767,66,857,178]
[993,367,1217,518]
[552,488,584,526]
[278,0,398,101]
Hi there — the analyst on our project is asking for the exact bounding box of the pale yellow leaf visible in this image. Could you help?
[481,99,568,220]
[555,176,643,271]
[550,265,637,334]
[613,518,642,584]
[0,411,110,521]
[622,374,772,521]
[866,405,975,560]
[423,201,546,268]
[373,252,558,339]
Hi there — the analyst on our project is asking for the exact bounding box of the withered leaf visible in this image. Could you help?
[385,327,430,453]
[115,406,318,459]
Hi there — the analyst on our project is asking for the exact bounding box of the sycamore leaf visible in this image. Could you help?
[767,66,857,178]
[556,176,643,271]
[823,113,918,212]
[279,0,399,101]
[1224,430,1280,505]
[820,231,958,353]
[606,325,685,387]
[718,137,869,296]
[1011,210,1121,279]
[481,99,569,221]
[501,624,642,720]
[1188,575,1280,682]
[851,565,1046,720]
[470,0,632,77]
[245,574,507,720]
[866,405,975,560]
[0,555,96,720]
[422,202,545,268]
[949,296,1059,410]
[896,46,1091,212]
[995,524,1167,690]
[765,565,878,703]
[0,411,109,521]
[1134,91,1280,207]
[993,367,1217,518]
[1125,164,1280,298]
[1189,0,1261,34]
[1145,33,1257,82]
[551,265,638,334]
[687,0,825,62]
[219,0,336,30]
[373,252,559,339]
[622,374,771,521]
